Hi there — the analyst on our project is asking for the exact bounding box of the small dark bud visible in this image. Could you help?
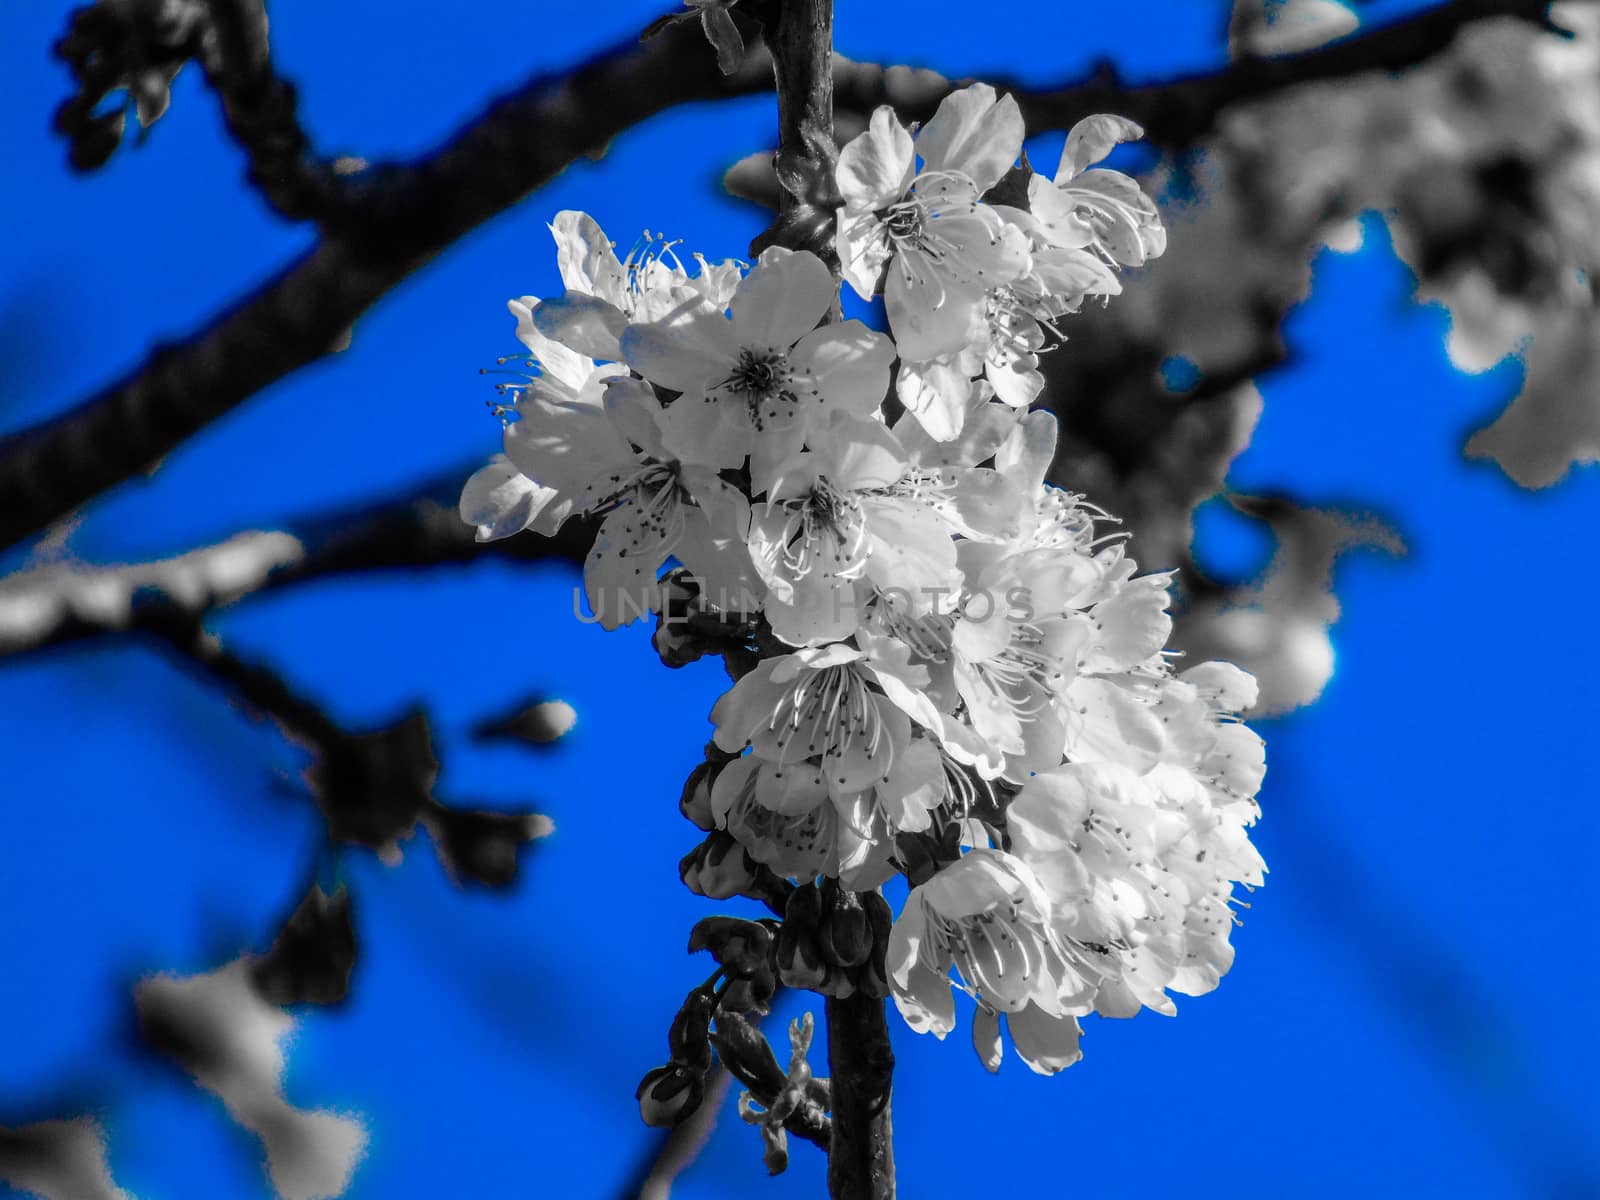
[775,917,827,991]
[783,881,823,930]
[252,884,356,1007]
[679,832,758,900]
[70,109,126,171]
[471,698,576,746]
[688,916,772,976]
[679,761,717,831]
[668,992,715,1072]
[817,890,871,969]
[856,891,894,1000]
[636,1063,705,1128]
[718,968,776,1015]
[709,1012,787,1096]
[430,805,553,889]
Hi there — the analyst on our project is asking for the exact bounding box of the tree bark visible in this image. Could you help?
[824,992,895,1200]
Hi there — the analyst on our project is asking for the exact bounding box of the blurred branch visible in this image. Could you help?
[0,14,775,555]
[831,0,1573,143]
[3,0,1568,555]
[625,1063,735,1199]
[202,0,345,221]
[0,465,592,659]
[141,608,552,880]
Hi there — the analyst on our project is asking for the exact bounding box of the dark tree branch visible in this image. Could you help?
[201,0,344,222]
[143,606,345,748]
[143,608,552,881]
[0,466,591,659]
[823,993,894,1200]
[749,0,840,263]
[830,0,1571,144]
[0,16,775,556]
[2,0,1567,556]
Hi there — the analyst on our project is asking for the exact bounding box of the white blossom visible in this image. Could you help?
[836,84,1032,362]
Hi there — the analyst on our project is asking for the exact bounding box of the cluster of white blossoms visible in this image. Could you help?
[462,83,1265,1075]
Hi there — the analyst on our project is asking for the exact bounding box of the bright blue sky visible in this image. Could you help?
[2,1,1597,1197]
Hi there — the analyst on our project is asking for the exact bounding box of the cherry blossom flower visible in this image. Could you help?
[462,301,759,628]
[747,412,969,645]
[887,848,1087,1074]
[532,210,743,361]
[1008,749,1265,1018]
[836,84,1032,361]
[622,248,895,479]
[711,638,941,794]
[1029,114,1168,269]
[461,81,1266,1084]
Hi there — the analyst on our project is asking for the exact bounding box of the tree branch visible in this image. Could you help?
[202,0,344,222]
[2,0,1563,556]
[0,466,590,659]
[0,15,775,555]
[830,0,1568,144]
[823,993,894,1200]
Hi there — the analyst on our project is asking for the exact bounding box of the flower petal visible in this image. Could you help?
[917,84,1025,194]
[531,293,628,362]
[549,210,627,302]
[885,255,986,361]
[1006,1005,1083,1075]
[838,105,916,212]
[790,320,896,414]
[730,247,837,351]
[1058,114,1145,181]
[458,456,562,542]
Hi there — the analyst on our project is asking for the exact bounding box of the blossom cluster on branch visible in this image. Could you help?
[461,83,1265,1080]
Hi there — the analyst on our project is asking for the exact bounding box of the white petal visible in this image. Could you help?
[1058,114,1146,181]
[917,84,1025,194]
[1007,1004,1083,1075]
[837,105,916,211]
[896,357,974,442]
[790,320,896,415]
[730,248,837,350]
[549,210,627,302]
[458,457,560,542]
[885,256,986,362]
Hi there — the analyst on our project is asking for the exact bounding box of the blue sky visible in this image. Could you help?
[1,2,1596,1196]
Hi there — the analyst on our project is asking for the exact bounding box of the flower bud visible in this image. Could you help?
[817,890,871,969]
[816,963,857,999]
[678,761,717,831]
[688,916,772,977]
[636,1063,705,1127]
[668,992,715,1073]
[654,572,709,669]
[775,918,827,991]
[855,891,894,1000]
[679,832,757,900]
[760,1122,789,1175]
[719,968,776,1015]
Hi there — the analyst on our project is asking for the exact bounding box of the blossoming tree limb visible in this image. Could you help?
[460,0,1273,1189]
[7,2,1600,1196]
[0,0,1575,556]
